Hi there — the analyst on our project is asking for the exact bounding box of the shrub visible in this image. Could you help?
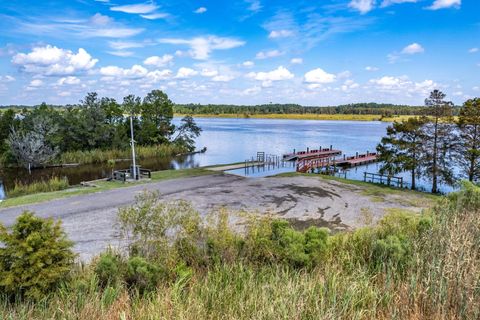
[0,211,75,300]
[94,251,124,288]
[126,256,163,293]
[244,218,330,268]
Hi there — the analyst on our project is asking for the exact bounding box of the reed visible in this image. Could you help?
[8,176,70,198]
[59,144,187,165]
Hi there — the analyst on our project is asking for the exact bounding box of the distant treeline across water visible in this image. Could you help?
[174,103,461,116]
[1,103,462,117]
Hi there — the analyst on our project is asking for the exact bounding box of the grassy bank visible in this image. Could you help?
[59,144,187,165]
[7,177,70,198]
[0,167,215,208]
[1,183,479,319]
[177,113,420,122]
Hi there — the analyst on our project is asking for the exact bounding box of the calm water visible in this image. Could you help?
[0,117,453,198]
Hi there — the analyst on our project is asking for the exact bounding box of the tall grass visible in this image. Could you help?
[59,144,187,165]
[1,183,479,319]
[8,177,70,198]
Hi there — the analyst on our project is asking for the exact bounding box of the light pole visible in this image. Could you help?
[130,113,137,180]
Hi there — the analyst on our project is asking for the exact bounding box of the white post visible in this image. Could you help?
[130,114,137,180]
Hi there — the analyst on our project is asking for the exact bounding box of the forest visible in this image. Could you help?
[0,90,201,170]
[174,102,461,117]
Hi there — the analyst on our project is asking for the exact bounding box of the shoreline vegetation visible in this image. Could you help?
[58,144,187,165]
[0,182,478,318]
[175,113,415,122]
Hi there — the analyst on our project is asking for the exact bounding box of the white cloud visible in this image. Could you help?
[242,86,261,95]
[0,75,15,82]
[107,51,134,57]
[268,30,293,39]
[159,36,245,60]
[140,13,169,20]
[201,69,218,77]
[57,76,80,85]
[369,76,437,95]
[469,48,479,53]
[100,65,148,79]
[247,66,293,87]
[144,54,174,67]
[194,7,207,14]
[255,49,283,59]
[242,61,254,67]
[212,75,234,82]
[341,79,360,92]
[110,3,159,14]
[147,69,172,82]
[348,0,375,14]
[17,14,144,39]
[365,66,379,71]
[109,41,146,50]
[304,68,337,84]
[90,13,111,26]
[427,0,461,10]
[176,67,198,78]
[246,0,262,12]
[12,45,98,76]
[381,0,417,7]
[401,43,425,54]
[29,79,43,87]
[290,58,303,64]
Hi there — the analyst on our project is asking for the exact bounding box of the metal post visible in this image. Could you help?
[130,114,137,180]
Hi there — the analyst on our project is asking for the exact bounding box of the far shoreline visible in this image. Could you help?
[176,113,417,122]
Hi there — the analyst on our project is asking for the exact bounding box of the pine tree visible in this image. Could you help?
[423,90,455,193]
[456,98,480,181]
[377,117,427,189]
[0,212,74,300]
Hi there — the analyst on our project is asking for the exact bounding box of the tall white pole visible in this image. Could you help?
[130,114,137,180]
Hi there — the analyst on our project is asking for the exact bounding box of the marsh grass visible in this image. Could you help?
[59,144,187,165]
[7,177,70,198]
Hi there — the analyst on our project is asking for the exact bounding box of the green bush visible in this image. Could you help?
[0,211,75,300]
[244,218,330,268]
[126,256,163,293]
[94,251,124,288]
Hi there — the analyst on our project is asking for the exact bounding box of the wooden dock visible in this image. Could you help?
[336,152,377,167]
[283,147,342,161]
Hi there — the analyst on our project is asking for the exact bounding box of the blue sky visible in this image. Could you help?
[0,0,478,106]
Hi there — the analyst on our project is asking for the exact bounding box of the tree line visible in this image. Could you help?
[0,90,201,170]
[174,102,462,117]
[377,90,480,193]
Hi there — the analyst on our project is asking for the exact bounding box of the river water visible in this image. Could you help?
[0,117,454,197]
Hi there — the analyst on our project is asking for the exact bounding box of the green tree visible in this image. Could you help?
[423,90,454,193]
[0,212,74,300]
[377,117,427,189]
[140,90,175,144]
[456,98,480,181]
[172,115,202,151]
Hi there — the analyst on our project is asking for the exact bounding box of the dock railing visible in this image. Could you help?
[363,172,403,188]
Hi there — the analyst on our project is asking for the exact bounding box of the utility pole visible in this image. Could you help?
[130,113,137,180]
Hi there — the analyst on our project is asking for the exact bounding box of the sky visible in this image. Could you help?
[0,0,478,106]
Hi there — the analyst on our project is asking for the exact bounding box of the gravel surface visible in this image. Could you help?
[0,173,428,261]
